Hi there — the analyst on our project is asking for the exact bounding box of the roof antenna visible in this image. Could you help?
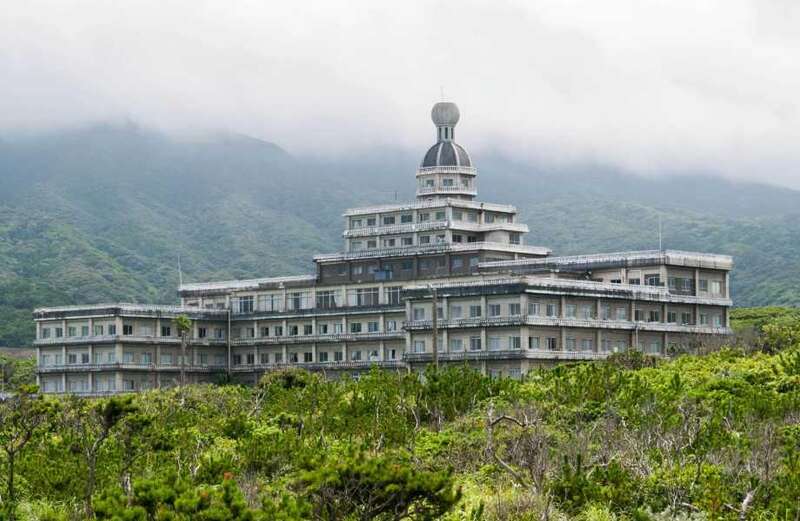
[658,214,663,251]
[178,255,183,286]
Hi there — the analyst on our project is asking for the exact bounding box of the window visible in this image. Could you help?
[289,352,299,363]
[450,305,462,319]
[566,304,577,318]
[629,278,641,285]
[648,310,660,322]
[351,218,363,228]
[81,353,90,364]
[55,327,63,338]
[261,326,269,337]
[419,235,431,245]
[351,350,362,361]
[198,327,207,338]
[333,323,343,334]
[713,314,722,327]
[413,340,426,353]
[289,325,299,336]
[581,339,593,351]
[566,338,577,350]
[386,320,397,331]
[108,324,117,335]
[509,303,521,316]
[699,313,708,325]
[489,304,501,317]
[401,260,413,271]
[141,352,152,364]
[453,210,463,220]
[366,217,376,226]
[260,353,269,364]
[67,327,76,337]
[350,322,362,333]
[450,338,463,351]
[351,241,363,251]
[303,352,313,363]
[634,310,644,322]
[353,265,364,275]
[443,178,454,187]
[644,274,661,286]
[452,256,464,268]
[600,304,611,320]
[616,307,628,321]
[319,323,329,334]
[355,287,379,306]
[546,304,557,317]
[383,238,396,247]
[469,256,479,267]
[509,233,521,245]
[199,353,208,365]
[667,312,677,323]
[123,325,133,336]
[681,312,693,325]
[469,305,482,318]
[123,352,133,363]
[367,321,379,333]
[413,308,426,320]
[435,210,446,221]
[401,214,413,223]
[41,328,51,339]
[233,354,242,365]
[214,328,225,339]
[161,326,171,337]
[528,302,541,316]
[385,287,402,305]
[81,325,90,336]
[388,349,397,360]
[488,336,501,350]
[334,351,343,362]
[529,336,540,349]
[274,352,283,363]
[711,280,722,295]
[485,213,495,223]
[580,305,593,320]
[547,337,558,351]
[383,216,396,225]
[699,279,709,292]
[319,351,329,362]
[316,290,339,309]
[469,336,481,351]
[274,325,283,336]
[418,212,430,222]
[237,296,254,313]
[304,324,313,335]
[435,234,446,244]
[402,237,413,246]
[509,336,521,349]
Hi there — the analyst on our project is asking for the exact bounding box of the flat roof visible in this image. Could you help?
[480,249,733,271]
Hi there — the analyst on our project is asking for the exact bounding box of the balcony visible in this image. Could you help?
[230,360,404,372]
[416,165,477,176]
[34,335,229,347]
[230,331,405,346]
[416,186,477,197]
[403,349,607,363]
[37,363,226,374]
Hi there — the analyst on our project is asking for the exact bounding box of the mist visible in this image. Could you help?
[2,0,799,188]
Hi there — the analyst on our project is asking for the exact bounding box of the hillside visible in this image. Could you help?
[1,125,800,346]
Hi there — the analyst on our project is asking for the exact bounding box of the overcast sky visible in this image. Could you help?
[2,0,800,188]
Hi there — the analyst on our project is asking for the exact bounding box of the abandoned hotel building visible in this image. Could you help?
[33,102,733,394]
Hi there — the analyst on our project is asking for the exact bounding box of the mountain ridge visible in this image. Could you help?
[1,124,798,346]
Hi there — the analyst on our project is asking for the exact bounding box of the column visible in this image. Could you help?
[596,298,602,320]
[560,328,567,352]
[379,340,385,361]
[560,296,566,318]
[311,343,317,363]
[662,303,668,323]
[480,327,487,351]
[595,329,602,353]
[694,268,701,296]
[725,272,731,299]
[441,329,449,353]
[663,332,669,355]
[341,342,347,362]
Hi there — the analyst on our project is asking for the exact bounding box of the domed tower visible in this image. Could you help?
[416,102,477,201]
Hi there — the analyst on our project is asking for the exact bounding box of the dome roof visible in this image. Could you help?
[421,141,472,168]
[431,102,460,126]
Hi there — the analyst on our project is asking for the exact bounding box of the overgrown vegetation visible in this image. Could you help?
[0,308,798,520]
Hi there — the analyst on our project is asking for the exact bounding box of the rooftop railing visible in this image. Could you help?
[416,166,477,175]
[33,303,228,318]
[416,186,478,195]
[481,249,733,271]
[342,198,518,217]
[315,241,551,262]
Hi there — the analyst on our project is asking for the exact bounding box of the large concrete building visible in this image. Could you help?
[33,102,733,395]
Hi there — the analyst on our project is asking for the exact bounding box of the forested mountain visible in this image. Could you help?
[1,125,799,346]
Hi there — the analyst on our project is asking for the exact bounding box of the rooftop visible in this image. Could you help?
[480,250,734,272]
[342,198,518,217]
[179,274,316,295]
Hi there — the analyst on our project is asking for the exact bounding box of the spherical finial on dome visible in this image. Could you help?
[431,102,460,127]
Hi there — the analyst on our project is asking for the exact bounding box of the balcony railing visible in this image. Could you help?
[230,331,405,346]
[416,165,477,175]
[315,241,551,262]
[416,186,477,196]
[342,198,517,217]
[403,349,608,363]
[34,335,229,347]
[230,360,404,372]
[38,363,227,373]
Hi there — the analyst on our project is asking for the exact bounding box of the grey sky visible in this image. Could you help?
[2,0,800,188]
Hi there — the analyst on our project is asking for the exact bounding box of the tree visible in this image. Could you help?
[296,449,460,521]
[62,395,137,518]
[175,315,192,387]
[0,385,53,520]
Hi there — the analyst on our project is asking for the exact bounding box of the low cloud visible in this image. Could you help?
[1,0,799,187]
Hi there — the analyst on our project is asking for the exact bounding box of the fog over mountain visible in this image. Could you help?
[2,1,800,188]
[1,125,800,346]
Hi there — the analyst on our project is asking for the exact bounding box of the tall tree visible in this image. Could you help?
[0,385,53,520]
